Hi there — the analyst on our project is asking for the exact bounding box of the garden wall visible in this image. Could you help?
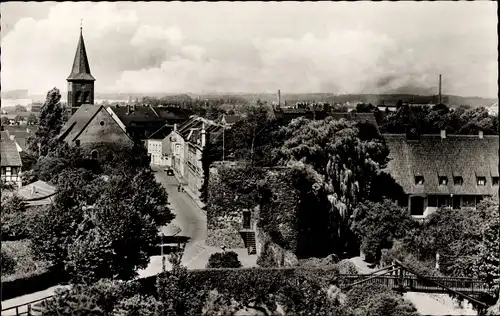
[1,268,64,301]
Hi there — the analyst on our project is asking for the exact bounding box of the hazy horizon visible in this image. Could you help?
[1,2,497,98]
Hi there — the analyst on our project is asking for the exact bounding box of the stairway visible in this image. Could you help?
[245,231,256,255]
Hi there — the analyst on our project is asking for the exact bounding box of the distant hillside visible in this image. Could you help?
[1,89,29,99]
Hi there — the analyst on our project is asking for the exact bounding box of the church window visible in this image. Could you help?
[84,91,91,103]
[99,121,105,126]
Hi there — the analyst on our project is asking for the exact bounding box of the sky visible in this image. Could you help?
[1,2,497,98]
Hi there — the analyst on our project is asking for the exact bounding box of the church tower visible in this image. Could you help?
[67,25,95,115]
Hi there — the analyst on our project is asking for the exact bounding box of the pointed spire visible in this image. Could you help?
[67,24,95,81]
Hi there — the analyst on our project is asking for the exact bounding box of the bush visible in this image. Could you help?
[1,240,52,282]
[1,249,16,276]
[345,283,419,316]
[206,251,242,268]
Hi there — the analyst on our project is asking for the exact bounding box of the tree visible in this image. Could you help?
[27,87,65,157]
[206,251,243,268]
[30,167,173,283]
[1,116,10,126]
[474,211,500,294]
[276,117,389,254]
[27,113,38,125]
[351,199,417,263]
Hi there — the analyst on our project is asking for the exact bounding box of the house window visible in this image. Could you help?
[493,177,499,186]
[1,168,5,176]
[477,177,486,186]
[12,167,18,176]
[437,196,451,208]
[453,176,463,186]
[91,150,98,159]
[6,167,11,176]
[462,196,476,207]
[75,139,81,147]
[428,195,438,207]
[415,176,424,185]
[439,176,448,185]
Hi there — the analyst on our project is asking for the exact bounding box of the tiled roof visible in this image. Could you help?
[149,124,174,140]
[152,107,190,121]
[109,105,165,126]
[18,180,56,203]
[176,116,224,144]
[0,131,22,167]
[67,31,95,81]
[59,104,102,142]
[384,134,499,196]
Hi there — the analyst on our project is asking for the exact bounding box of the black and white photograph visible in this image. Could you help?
[0,2,498,315]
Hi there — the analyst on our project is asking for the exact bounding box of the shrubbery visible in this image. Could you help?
[206,251,242,268]
[344,283,419,316]
[1,249,16,276]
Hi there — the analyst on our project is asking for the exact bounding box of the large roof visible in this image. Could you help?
[176,116,224,144]
[108,105,165,126]
[67,29,95,81]
[59,104,102,142]
[384,134,499,196]
[18,180,56,206]
[1,131,22,167]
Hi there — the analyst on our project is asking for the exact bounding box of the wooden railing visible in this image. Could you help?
[340,274,492,295]
[1,295,52,316]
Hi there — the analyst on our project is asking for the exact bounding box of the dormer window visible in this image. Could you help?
[415,176,424,185]
[477,177,486,186]
[439,176,448,185]
[453,176,463,186]
[493,177,499,186]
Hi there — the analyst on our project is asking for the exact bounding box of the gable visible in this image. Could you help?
[75,107,133,145]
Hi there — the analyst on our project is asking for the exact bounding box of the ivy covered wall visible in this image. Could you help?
[206,161,338,259]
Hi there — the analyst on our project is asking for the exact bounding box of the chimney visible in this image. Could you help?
[438,74,442,105]
[201,122,206,147]
[479,130,484,139]
[277,89,281,109]
[127,103,131,114]
[133,104,136,112]
[174,123,177,132]
[440,129,446,139]
[31,185,37,196]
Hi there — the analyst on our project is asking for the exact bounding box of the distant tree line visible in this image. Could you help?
[353,102,499,135]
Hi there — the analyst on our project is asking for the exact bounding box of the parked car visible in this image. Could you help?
[164,167,174,176]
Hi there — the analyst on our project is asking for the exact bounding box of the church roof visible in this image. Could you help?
[67,29,95,81]
[59,104,102,142]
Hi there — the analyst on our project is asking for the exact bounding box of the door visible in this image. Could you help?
[243,211,251,229]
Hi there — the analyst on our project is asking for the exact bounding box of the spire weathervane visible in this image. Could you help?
[80,19,83,33]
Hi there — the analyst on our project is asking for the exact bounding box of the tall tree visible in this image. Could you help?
[27,87,65,157]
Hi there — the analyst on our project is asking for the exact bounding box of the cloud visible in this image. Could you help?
[1,2,497,98]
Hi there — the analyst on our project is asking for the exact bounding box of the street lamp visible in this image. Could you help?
[160,233,165,273]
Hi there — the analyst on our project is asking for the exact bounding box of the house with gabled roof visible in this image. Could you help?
[1,130,23,188]
[58,104,133,158]
[384,130,499,218]
[166,116,224,204]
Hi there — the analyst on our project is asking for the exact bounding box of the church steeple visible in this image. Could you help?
[67,24,95,81]
[67,23,95,114]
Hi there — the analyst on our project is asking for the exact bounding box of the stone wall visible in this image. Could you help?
[256,227,298,268]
